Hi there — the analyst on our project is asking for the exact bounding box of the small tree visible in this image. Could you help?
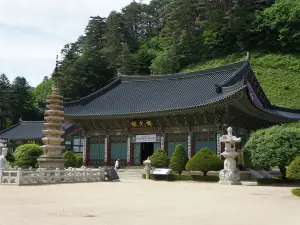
[186,148,223,176]
[286,156,300,181]
[74,153,83,168]
[244,126,300,178]
[150,148,170,168]
[13,144,43,168]
[62,151,77,168]
[169,144,188,174]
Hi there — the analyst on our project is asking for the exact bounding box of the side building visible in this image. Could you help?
[0,121,84,152]
[63,58,300,167]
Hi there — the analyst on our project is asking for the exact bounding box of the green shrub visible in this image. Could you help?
[141,173,219,182]
[257,178,298,186]
[286,156,300,181]
[13,144,43,168]
[169,144,188,173]
[150,148,170,168]
[62,151,77,168]
[291,188,300,197]
[244,126,300,177]
[6,150,15,164]
[186,148,223,176]
[74,153,83,168]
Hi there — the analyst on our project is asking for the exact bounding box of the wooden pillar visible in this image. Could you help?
[216,133,222,159]
[127,136,131,165]
[187,133,192,159]
[161,134,167,152]
[105,135,111,165]
[130,141,134,166]
[189,132,195,158]
[83,137,89,167]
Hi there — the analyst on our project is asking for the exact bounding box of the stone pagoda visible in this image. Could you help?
[37,82,65,169]
[219,127,242,185]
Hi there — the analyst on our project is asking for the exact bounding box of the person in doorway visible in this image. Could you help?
[115,159,120,171]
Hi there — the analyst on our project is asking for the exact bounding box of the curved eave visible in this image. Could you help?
[65,86,246,120]
[235,89,300,123]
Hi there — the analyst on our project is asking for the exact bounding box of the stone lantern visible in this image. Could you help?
[219,127,242,185]
[143,157,151,179]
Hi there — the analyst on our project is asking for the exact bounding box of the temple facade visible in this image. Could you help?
[63,58,300,167]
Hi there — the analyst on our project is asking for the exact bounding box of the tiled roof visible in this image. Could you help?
[64,60,250,117]
[0,121,74,141]
[0,121,44,140]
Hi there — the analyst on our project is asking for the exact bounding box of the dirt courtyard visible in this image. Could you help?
[0,180,299,225]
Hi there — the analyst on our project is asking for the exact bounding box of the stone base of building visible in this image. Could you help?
[37,156,65,169]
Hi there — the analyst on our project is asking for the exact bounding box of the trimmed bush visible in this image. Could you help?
[286,156,300,181]
[257,178,298,186]
[169,144,188,174]
[62,151,77,168]
[141,173,219,182]
[291,188,300,197]
[150,148,170,168]
[6,150,15,164]
[13,144,43,168]
[244,126,300,178]
[186,148,223,176]
[74,153,83,168]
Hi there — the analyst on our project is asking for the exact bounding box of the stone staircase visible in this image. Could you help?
[246,169,274,180]
[117,168,144,180]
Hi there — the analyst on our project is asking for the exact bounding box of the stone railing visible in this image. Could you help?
[0,167,105,185]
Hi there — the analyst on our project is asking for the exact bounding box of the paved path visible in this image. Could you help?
[0,180,299,225]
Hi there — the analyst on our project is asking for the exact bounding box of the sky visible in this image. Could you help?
[0,0,150,87]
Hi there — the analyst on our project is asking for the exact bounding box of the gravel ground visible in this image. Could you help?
[0,180,299,225]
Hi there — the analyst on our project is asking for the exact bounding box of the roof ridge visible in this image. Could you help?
[0,122,21,135]
[119,60,247,82]
[64,78,121,107]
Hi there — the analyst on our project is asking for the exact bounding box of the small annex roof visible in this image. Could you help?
[0,121,74,141]
[63,57,300,122]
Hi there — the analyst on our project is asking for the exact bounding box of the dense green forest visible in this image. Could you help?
[1,0,300,130]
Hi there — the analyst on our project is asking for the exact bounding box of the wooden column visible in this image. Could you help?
[83,137,89,167]
[105,135,111,166]
[161,134,167,152]
[187,133,191,159]
[127,136,131,165]
[189,132,195,158]
[216,133,222,159]
[130,141,134,166]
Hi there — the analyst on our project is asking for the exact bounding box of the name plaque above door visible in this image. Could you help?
[136,134,157,143]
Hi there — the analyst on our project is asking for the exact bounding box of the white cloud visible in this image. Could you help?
[0,0,150,86]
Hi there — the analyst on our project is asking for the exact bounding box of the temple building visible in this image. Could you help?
[63,57,300,167]
[0,121,83,152]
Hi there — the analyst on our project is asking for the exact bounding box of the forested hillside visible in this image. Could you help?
[185,52,300,108]
[50,0,299,101]
[1,0,300,130]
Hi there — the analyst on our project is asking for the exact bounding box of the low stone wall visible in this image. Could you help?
[0,168,105,185]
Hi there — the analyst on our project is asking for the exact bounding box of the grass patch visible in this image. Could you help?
[142,173,219,182]
[291,188,300,197]
[184,51,300,109]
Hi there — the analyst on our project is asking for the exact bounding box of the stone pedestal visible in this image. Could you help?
[219,158,241,185]
[219,127,242,185]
